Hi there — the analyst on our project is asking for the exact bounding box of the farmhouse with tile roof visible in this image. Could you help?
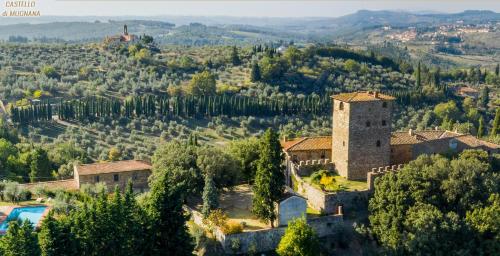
[74,160,152,192]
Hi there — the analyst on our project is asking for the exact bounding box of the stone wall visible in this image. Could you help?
[192,208,342,254]
[290,162,369,214]
[187,206,343,254]
[390,144,413,165]
[412,138,452,159]
[367,164,404,191]
[77,170,151,192]
[287,149,332,164]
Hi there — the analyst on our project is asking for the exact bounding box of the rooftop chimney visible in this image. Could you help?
[375,91,379,98]
[409,129,414,136]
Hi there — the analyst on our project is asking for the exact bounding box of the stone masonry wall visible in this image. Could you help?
[77,170,151,192]
[189,204,343,255]
[346,100,393,180]
[390,144,413,165]
[287,149,332,164]
[367,164,404,191]
[332,99,393,180]
[290,162,369,214]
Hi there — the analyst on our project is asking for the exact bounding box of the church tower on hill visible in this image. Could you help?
[331,91,395,180]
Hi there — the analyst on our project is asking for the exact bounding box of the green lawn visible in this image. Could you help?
[306,207,321,218]
[303,175,367,192]
[0,200,43,206]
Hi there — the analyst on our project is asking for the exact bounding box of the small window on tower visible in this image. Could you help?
[382,120,387,126]
[339,102,344,110]
[376,140,381,147]
[382,102,388,108]
[343,141,346,147]
[366,121,371,127]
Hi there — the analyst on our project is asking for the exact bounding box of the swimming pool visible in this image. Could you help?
[0,206,47,232]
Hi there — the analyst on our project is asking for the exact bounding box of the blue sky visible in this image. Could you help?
[14,0,500,17]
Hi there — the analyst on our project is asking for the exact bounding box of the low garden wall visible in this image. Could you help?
[187,206,343,254]
[290,163,370,214]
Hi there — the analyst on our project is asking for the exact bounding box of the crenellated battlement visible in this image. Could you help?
[298,158,332,167]
[367,164,404,191]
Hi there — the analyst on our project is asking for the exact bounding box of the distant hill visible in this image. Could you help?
[0,10,498,44]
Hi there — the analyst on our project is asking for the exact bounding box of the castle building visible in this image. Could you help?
[282,91,499,181]
[104,25,138,45]
[331,91,394,180]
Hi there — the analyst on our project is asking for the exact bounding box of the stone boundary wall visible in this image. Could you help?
[186,206,343,254]
[367,164,404,191]
[290,162,336,214]
[290,162,369,214]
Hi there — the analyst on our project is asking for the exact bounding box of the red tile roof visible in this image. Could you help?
[331,91,395,102]
[391,130,462,145]
[282,136,332,151]
[20,179,78,190]
[455,135,500,149]
[75,160,152,176]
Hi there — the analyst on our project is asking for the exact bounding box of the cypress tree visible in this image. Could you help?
[491,108,499,137]
[38,211,75,256]
[416,62,421,88]
[231,46,241,66]
[495,63,499,76]
[146,166,194,255]
[478,116,485,138]
[250,62,261,82]
[0,220,40,255]
[252,128,285,228]
[202,172,218,218]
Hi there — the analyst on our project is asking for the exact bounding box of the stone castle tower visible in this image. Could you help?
[331,91,395,180]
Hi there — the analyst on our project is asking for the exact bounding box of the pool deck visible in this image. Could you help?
[0,205,50,234]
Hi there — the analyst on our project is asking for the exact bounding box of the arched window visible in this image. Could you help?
[376,140,381,147]
[382,102,388,108]
[339,102,344,110]
[366,121,371,127]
